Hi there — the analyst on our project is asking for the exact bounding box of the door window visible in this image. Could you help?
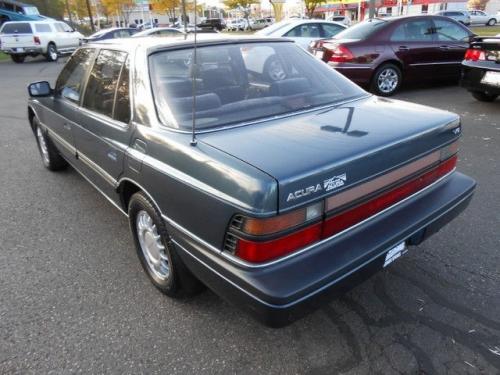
[284,23,321,38]
[113,58,131,123]
[433,19,469,41]
[390,19,433,42]
[83,49,128,118]
[54,23,65,32]
[34,23,52,33]
[321,23,344,38]
[55,48,95,104]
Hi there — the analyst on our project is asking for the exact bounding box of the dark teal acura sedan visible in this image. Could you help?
[26,35,476,326]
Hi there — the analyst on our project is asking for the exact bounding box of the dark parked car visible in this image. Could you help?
[309,15,474,95]
[196,18,225,31]
[461,36,500,102]
[82,27,137,43]
[27,36,475,326]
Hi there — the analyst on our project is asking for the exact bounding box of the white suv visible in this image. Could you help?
[0,20,83,63]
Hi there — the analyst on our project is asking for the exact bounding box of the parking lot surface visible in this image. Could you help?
[0,57,499,374]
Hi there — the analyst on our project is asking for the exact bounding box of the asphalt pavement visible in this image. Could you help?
[0,56,499,374]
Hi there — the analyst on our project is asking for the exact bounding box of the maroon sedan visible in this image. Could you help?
[309,15,474,96]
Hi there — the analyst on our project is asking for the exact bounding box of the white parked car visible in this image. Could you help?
[468,10,498,26]
[132,27,185,37]
[328,15,352,26]
[0,20,82,63]
[250,18,274,30]
[227,18,248,31]
[255,19,347,49]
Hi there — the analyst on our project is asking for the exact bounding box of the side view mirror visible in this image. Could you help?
[28,81,52,97]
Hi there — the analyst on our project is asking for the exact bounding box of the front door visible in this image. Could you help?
[389,18,437,82]
[431,18,470,79]
[72,49,133,201]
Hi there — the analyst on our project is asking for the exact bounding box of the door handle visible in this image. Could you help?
[439,45,450,50]
[398,46,410,51]
[63,123,71,130]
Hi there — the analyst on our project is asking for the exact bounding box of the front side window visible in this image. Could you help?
[285,24,321,38]
[55,48,95,104]
[83,49,128,118]
[54,23,65,32]
[433,19,469,41]
[149,42,365,130]
[390,19,433,42]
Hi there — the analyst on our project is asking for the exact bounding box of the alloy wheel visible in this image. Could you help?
[377,68,399,94]
[36,127,50,166]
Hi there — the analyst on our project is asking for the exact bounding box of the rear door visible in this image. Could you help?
[389,18,436,81]
[431,18,470,78]
[72,49,132,200]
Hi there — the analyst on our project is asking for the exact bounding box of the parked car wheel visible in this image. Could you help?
[128,192,203,297]
[371,63,402,96]
[471,91,498,102]
[33,118,68,171]
[45,43,58,62]
[264,56,287,81]
[11,55,25,64]
[487,18,496,26]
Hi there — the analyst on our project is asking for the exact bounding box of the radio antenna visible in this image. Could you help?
[190,0,198,146]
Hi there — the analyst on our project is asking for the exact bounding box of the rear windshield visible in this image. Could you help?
[150,42,365,130]
[1,22,32,34]
[333,19,386,40]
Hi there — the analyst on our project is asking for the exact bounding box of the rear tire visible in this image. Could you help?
[45,43,58,62]
[33,117,68,171]
[471,91,498,102]
[11,55,25,64]
[128,192,203,298]
[487,18,496,26]
[371,63,402,96]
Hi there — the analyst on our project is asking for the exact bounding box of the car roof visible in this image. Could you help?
[85,34,292,54]
[1,19,61,24]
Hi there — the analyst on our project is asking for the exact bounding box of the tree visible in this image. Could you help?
[303,0,324,18]
[101,0,136,25]
[151,0,180,21]
[28,0,65,18]
[468,0,489,10]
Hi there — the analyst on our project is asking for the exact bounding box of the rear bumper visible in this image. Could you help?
[170,171,475,327]
[329,63,374,86]
[1,47,43,55]
[461,64,500,96]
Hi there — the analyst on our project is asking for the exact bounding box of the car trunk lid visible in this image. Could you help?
[199,95,460,212]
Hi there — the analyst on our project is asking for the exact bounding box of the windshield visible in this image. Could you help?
[23,6,39,15]
[149,42,365,130]
[333,19,387,40]
[89,29,110,38]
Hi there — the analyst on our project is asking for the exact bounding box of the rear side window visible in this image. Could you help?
[113,58,131,123]
[391,19,433,42]
[321,23,344,38]
[34,24,52,33]
[83,49,128,118]
[55,48,95,104]
[1,22,32,34]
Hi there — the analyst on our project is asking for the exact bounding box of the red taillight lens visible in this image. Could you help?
[235,223,322,263]
[34,36,41,45]
[329,45,354,63]
[464,48,485,61]
[322,156,457,238]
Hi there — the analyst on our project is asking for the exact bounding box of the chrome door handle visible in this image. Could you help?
[63,123,71,130]
[439,45,450,50]
[398,46,410,51]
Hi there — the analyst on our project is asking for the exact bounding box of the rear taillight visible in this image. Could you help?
[34,36,41,45]
[329,45,354,63]
[225,142,459,264]
[464,48,485,61]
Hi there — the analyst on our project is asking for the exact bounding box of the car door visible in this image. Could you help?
[431,18,470,78]
[284,23,322,49]
[43,48,95,161]
[389,18,436,81]
[60,21,80,47]
[52,22,70,48]
[73,49,132,201]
